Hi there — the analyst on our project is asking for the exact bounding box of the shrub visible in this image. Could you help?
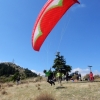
[83,74,89,80]
[34,76,43,82]
[1,90,7,95]
[72,74,78,80]
[35,92,56,100]
[94,75,100,79]
[7,83,13,87]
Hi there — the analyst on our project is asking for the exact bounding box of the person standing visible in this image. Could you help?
[56,71,62,84]
[66,72,69,82]
[89,72,94,81]
[16,76,20,85]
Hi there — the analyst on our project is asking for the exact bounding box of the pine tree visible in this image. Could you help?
[52,52,72,74]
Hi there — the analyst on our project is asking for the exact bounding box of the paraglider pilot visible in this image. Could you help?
[43,70,55,86]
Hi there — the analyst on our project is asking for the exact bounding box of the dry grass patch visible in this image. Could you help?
[7,83,13,87]
[36,83,41,90]
[0,80,100,100]
[35,92,56,100]
[36,83,41,87]
[25,85,29,88]
[37,87,41,90]
[1,90,8,95]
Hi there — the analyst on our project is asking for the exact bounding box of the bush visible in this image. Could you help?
[72,74,78,80]
[34,76,43,82]
[94,75,100,79]
[7,83,13,87]
[35,92,56,100]
[11,72,20,82]
[1,90,7,95]
[83,74,89,80]
[0,76,11,83]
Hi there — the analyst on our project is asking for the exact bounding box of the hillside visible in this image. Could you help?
[0,62,37,82]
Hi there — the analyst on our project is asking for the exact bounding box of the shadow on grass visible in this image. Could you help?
[55,86,67,89]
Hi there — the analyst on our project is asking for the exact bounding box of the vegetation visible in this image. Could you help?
[0,62,37,82]
[94,74,100,79]
[35,92,55,100]
[0,79,100,100]
[0,63,16,77]
[83,74,90,80]
[24,68,37,78]
[72,74,78,80]
[52,52,72,74]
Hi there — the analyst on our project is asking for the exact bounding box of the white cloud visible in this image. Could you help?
[71,68,89,76]
[31,70,45,76]
[71,68,100,76]
[31,68,100,77]
[93,70,100,75]
[31,70,37,73]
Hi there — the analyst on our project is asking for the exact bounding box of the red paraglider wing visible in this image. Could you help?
[32,0,79,51]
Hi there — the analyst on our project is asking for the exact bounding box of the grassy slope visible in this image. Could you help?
[0,79,100,100]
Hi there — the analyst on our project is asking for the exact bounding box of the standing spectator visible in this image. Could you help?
[16,76,20,85]
[57,70,62,84]
[78,73,82,81]
[89,72,94,81]
[66,72,69,82]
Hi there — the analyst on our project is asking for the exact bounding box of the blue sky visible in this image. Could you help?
[0,0,100,76]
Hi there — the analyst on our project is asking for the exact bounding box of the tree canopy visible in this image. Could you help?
[52,52,72,74]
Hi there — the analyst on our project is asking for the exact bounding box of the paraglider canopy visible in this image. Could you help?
[32,0,80,51]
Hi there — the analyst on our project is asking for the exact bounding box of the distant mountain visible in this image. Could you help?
[0,62,37,82]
